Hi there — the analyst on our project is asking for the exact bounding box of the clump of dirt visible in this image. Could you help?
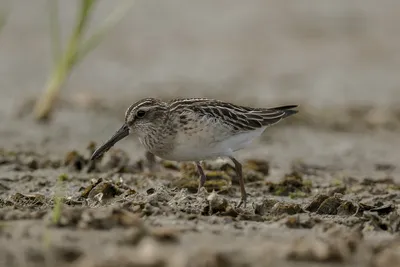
[162,158,269,194]
[254,198,304,216]
[170,170,232,194]
[243,159,270,176]
[80,178,124,201]
[266,171,312,198]
[271,202,304,215]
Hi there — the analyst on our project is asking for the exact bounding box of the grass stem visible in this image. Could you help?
[34,0,133,121]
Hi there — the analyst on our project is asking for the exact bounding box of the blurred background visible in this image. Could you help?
[1,0,399,168]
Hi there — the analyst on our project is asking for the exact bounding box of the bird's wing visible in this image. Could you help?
[169,98,297,132]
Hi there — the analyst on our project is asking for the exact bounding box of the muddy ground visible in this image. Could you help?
[1,1,400,267]
[1,102,400,267]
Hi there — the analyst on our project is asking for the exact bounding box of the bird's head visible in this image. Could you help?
[90,98,167,160]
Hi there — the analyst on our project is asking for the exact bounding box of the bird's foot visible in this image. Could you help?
[235,195,247,209]
[197,186,207,196]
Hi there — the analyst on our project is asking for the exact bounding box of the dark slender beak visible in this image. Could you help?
[90,124,130,160]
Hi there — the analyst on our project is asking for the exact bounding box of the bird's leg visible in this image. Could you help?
[145,151,157,171]
[229,157,247,208]
[195,161,207,193]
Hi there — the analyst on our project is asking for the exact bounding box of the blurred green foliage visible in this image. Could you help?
[34,0,134,121]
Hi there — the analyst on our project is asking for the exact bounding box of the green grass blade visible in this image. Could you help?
[34,0,130,121]
[77,0,134,63]
[74,0,97,37]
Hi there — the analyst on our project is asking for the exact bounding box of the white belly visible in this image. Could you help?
[164,126,267,161]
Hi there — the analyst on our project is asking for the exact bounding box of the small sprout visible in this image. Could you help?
[52,172,67,225]
[331,179,343,186]
[274,186,286,196]
[52,194,63,225]
[302,179,313,187]
[58,173,69,181]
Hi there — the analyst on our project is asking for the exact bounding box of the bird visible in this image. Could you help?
[90,97,298,208]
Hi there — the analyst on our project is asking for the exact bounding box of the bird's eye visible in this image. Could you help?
[136,110,146,118]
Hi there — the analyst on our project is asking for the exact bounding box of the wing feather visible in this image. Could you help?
[168,98,297,133]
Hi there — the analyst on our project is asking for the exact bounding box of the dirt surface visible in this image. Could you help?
[1,127,400,267]
[1,1,400,267]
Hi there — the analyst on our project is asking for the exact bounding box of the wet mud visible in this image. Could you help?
[1,134,400,267]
